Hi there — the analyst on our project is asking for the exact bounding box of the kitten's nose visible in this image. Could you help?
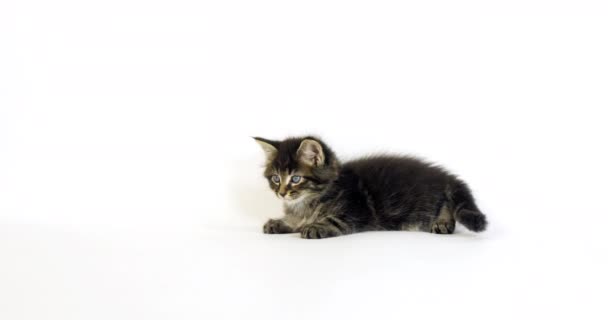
[278,191,287,197]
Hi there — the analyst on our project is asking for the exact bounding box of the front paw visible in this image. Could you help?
[300,223,340,239]
[263,219,291,234]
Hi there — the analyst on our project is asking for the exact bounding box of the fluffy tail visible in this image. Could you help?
[455,208,488,232]
[451,181,488,232]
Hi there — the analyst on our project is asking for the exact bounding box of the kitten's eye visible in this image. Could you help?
[291,176,302,184]
[271,175,280,184]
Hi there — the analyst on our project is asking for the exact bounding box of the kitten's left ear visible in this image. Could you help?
[253,137,279,161]
[297,139,325,167]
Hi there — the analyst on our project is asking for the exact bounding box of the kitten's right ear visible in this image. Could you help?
[253,137,279,161]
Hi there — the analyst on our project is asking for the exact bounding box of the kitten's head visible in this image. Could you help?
[253,136,339,203]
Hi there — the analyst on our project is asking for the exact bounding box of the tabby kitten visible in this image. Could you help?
[254,136,487,239]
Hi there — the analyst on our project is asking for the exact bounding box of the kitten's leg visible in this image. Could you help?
[300,216,353,239]
[263,218,294,234]
[430,204,455,234]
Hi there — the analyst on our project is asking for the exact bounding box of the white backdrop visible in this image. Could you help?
[1,1,607,319]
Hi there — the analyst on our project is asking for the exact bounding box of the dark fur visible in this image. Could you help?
[254,136,487,239]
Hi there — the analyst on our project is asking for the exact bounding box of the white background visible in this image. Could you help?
[1,0,607,319]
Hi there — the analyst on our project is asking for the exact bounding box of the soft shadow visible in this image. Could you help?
[229,156,283,222]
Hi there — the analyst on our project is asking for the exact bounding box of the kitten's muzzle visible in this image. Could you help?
[282,191,299,200]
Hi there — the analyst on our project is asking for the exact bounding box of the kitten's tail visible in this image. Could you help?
[451,181,488,232]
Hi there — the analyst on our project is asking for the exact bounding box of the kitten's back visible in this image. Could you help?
[344,154,456,199]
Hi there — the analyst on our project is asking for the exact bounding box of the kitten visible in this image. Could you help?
[254,136,487,239]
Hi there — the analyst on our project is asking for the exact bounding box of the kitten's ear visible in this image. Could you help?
[253,137,279,161]
[297,139,325,167]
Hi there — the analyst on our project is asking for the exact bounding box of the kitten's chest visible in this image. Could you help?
[284,200,320,230]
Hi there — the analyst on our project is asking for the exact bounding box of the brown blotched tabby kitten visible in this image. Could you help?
[254,136,487,239]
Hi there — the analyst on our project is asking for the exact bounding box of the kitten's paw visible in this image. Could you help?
[263,219,292,234]
[300,224,339,239]
[431,220,455,234]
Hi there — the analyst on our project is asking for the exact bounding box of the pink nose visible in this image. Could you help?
[279,191,287,197]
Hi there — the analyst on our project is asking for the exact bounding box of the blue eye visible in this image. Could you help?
[271,175,280,184]
[291,176,302,183]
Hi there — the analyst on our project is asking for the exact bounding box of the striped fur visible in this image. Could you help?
[255,136,487,239]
